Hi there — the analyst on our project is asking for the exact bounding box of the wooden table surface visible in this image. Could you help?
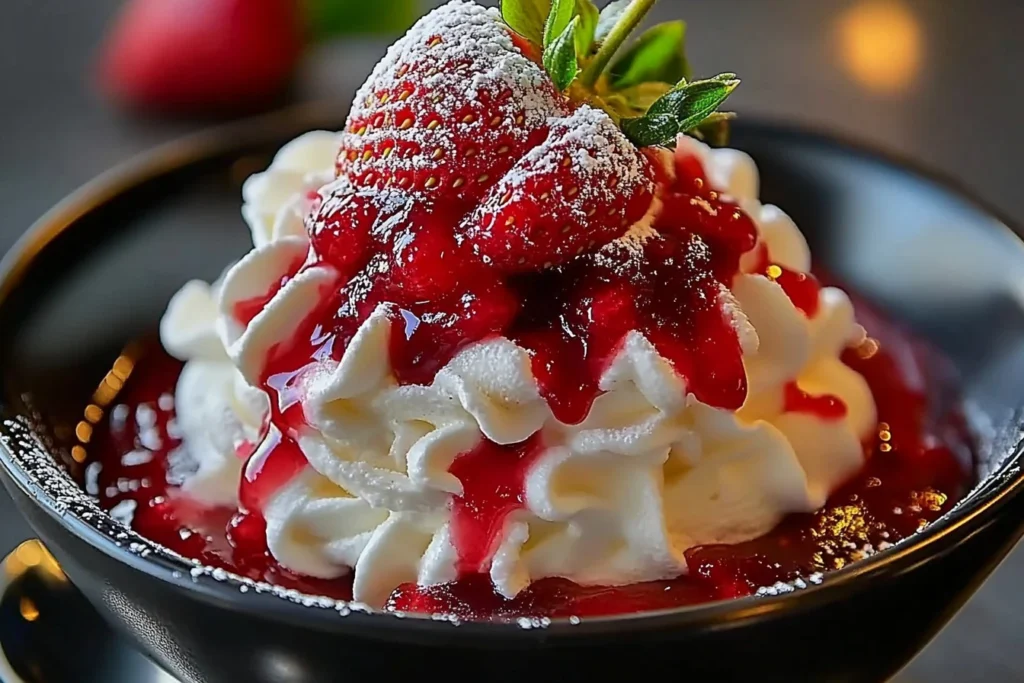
[1,1,1022,680]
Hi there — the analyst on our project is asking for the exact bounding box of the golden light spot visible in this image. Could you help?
[399,118,414,130]
[766,264,783,280]
[92,383,117,407]
[15,542,42,568]
[112,355,134,380]
[689,196,718,216]
[515,114,525,125]
[452,177,466,189]
[837,1,923,94]
[20,598,39,622]
[84,404,103,424]
[462,114,476,124]
[75,421,92,444]
[424,176,438,189]
[71,445,87,463]
[879,428,892,442]
[104,372,124,392]
[856,337,880,359]
[866,476,882,488]
[880,443,892,453]
[693,178,704,190]
[910,489,948,512]
[427,119,440,130]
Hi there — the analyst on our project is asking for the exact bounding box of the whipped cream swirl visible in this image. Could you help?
[156,121,877,605]
[159,131,340,507]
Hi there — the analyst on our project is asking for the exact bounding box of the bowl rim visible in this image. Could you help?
[1,103,1023,642]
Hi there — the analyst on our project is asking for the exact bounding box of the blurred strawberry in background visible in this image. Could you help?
[99,0,418,116]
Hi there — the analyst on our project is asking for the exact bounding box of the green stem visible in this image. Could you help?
[580,0,657,88]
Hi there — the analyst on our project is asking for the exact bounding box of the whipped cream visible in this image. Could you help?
[159,131,341,507]
[156,122,878,605]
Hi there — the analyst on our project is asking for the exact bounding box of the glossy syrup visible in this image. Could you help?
[89,301,973,618]
[87,146,973,618]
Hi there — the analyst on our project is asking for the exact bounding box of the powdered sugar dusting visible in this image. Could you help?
[500,105,649,206]
[337,0,564,199]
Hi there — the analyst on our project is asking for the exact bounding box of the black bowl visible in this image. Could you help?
[1,106,1023,683]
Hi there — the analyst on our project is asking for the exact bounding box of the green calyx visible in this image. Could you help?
[500,0,739,147]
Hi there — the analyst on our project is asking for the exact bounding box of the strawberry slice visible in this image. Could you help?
[461,106,656,272]
[335,1,566,204]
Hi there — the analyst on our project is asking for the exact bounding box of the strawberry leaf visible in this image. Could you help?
[574,0,600,56]
[544,0,576,49]
[543,15,581,90]
[621,73,739,147]
[502,0,551,45]
[608,21,690,90]
[595,0,630,43]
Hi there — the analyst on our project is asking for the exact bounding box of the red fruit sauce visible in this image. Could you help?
[86,150,973,619]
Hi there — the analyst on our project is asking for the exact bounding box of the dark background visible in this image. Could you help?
[1,1,1022,679]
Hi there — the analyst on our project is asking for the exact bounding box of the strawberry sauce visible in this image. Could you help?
[86,148,972,619]
[88,298,973,617]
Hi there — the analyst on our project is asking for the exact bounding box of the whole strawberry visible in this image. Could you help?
[99,0,303,112]
[323,0,739,274]
[335,1,566,204]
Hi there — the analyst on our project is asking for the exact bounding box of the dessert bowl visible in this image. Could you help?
[1,104,1023,683]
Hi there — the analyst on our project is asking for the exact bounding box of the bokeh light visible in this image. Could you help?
[837,1,923,93]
